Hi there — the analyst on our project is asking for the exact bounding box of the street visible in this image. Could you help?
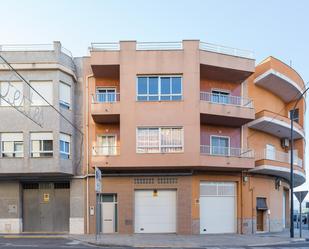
[1,238,309,249]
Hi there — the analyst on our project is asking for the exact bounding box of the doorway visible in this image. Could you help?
[100,194,117,233]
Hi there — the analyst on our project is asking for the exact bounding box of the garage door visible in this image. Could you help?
[135,190,176,233]
[200,182,236,234]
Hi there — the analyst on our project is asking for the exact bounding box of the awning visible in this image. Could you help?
[256,197,268,210]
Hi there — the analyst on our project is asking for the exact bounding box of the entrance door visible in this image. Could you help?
[257,210,264,231]
[100,194,117,233]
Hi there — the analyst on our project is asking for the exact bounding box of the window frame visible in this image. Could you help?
[210,135,230,156]
[95,87,117,103]
[136,126,184,154]
[30,81,53,106]
[136,75,183,102]
[59,82,71,110]
[211,89,231,104]
[95,133,118,156]
[60,133,71,159]
[0,132,24,158]
[30,132,53,158]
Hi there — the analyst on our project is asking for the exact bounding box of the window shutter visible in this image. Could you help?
[1,133,23,141]
[59,82,71,106]
[60,133,70,143]
[30,132,53,140]
[30,81,53,106]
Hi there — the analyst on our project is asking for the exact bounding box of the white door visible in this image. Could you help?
[134,190,176,233]
[101,202,115,233]
[200,182,236,234]
[283,192,286,228]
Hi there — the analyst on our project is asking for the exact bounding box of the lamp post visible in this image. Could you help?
[290,84,309,238]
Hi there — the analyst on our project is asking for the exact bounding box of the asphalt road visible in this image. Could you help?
[1,238,309,249]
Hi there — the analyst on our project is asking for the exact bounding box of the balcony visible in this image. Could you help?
[254,57,305,102]
[91,93,120,123]
[251,148,305,187]
[248,110,305,139]
[92,145,120,156]
[200,92,255,126]
[200,145,254,169]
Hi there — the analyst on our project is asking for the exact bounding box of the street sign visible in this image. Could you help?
[294,191,308,204]
[95,167,102,193]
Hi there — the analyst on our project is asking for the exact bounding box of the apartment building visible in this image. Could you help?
[84,40,306,235]
[0,42,84,234]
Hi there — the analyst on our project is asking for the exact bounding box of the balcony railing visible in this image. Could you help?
[136,42,183,50]
[92,93,120,103]
[199,42,254,59]
[255,149,303,168]
[0,44,54,51]
[90,42,120,51]
[92,146,120,156]
[200,145,254,158]
[200,92,254,108]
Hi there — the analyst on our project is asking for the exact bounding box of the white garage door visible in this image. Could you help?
[200,182,236,234]
[135,190,176,233]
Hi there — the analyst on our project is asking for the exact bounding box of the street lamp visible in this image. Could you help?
[290,83,309,238]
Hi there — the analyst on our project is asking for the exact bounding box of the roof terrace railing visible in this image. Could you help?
[90,42,120,51]
[136,42,183,50]
[199,42,254,59]
[0,44,54,52]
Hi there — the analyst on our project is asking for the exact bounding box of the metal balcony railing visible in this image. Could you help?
[92,93,120,103]
[199,42,254,59]
[200,92,254,108]
[255,149,303,168]
[200,145,254,158]
[92,146,120,156]
[136,42,183,50]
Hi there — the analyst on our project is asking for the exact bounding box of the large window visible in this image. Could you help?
[60,133,71,159]
[0,133,23,157]
[59,82,71,109]
[30,132,53,157]
[211,90,230,104]
[137,76,182,101]
[96,135,117,155]
[30,81,53,106]
[211,136,230,156]
[0,82,23,106]
[137,127,183,153]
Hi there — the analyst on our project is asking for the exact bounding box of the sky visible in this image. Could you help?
[0,0,309,194]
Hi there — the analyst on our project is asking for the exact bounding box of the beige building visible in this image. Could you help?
[80,40,305,235]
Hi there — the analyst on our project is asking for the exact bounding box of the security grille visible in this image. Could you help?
[134,178,155,184]
[157,177,178,184]
[200,182,236,196]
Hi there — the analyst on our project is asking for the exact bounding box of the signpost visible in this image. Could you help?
[294,191,308,238]
[95,168,102,240]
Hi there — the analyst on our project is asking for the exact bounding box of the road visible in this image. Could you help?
[1,237,309,249]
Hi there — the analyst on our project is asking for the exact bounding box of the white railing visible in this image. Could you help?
[61,46,73,57]
[200,92,253,108]
[0,44,54,51]
[92,93,120,103]
[199,42,254,59]
[90,42,120,51]
[255,149,303,168]
[93,146,120,156]
[200,145,254,158]
[136,42,183,51]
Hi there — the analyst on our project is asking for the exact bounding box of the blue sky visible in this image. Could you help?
[1,0,309,191]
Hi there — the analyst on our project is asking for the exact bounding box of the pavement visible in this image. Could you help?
[0,229,309,248]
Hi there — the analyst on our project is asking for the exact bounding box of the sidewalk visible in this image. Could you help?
[71,229,309,248]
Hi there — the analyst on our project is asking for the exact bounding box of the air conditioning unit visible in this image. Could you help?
[281,138,290,149]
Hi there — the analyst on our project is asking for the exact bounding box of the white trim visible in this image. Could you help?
[248,116,305,139]
[210,135,230,155]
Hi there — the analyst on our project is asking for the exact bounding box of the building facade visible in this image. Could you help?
[83,40,306,235]
[0,42,84,234]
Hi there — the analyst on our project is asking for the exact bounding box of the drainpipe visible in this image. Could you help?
[86,73,93,234]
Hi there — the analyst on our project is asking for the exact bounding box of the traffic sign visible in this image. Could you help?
[294,191,308,204]
[95,167,102,193]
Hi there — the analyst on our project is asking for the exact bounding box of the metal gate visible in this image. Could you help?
[23,182,70,232]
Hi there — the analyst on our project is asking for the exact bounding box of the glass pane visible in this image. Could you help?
[160,77,171,94]
[60,140,65,152]
[160,95,171,101]
[137,77,148,94]
[171,77,181,94]
[149,95,159,101]
[137,96,147,101]
[172,95,182,101]
[149,77,158,94]
[43,140,53,151]
[2,141,13,157]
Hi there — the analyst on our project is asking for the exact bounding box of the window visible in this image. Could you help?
[211,90,230,104]
[30,81,53,106]
[60,133,70,159]
[59,82,71,109]
[96,135,117,155]
[289,109,299,123]
[211,136,230,156]
[96,88,117,103]
[266,144,276,160]
[137,127,183,153]
[0,133,23,157]
[0,82,23,106]
[137,76,182,101]
[30,132,53,157]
